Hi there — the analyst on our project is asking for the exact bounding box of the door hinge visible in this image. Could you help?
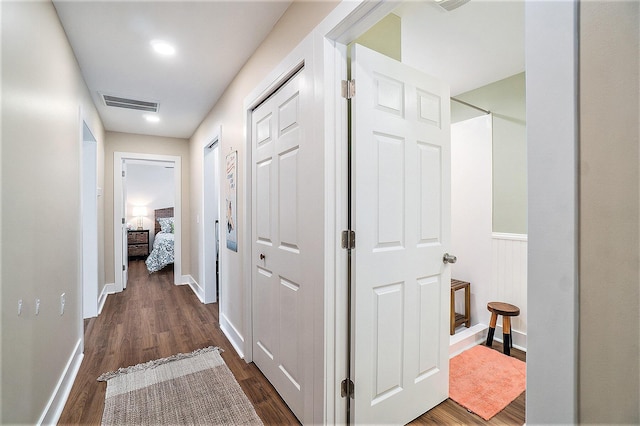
[122,264,126,271]
[341,230,355,250]
[122,217,125,224]
[341,79,355,100]
[122,170,125,178]
[341,378,354,398]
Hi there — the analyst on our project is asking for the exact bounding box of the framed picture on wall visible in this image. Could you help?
[225,150,238,252]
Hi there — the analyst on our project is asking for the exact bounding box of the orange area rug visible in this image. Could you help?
[449,344,526,420]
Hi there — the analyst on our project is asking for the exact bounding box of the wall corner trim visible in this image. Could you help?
[182,275,205,303]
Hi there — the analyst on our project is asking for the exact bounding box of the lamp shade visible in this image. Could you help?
[132,206,148,217]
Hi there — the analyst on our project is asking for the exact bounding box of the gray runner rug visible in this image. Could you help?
[98,346,263,425]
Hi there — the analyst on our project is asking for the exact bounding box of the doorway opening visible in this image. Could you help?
[202,131,221,304]
[113,152,182,292]
[330,2,528,424]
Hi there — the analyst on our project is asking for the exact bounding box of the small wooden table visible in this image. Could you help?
[450,279,471,335]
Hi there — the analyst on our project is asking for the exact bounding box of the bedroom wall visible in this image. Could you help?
[189,0,339,356]
[1,1,105,423]
[104,131,190,285]
[126,163,175,249]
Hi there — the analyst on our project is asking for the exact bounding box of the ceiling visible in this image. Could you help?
[395,0,524,96]
[54,0,523,140]
[53,1,292,139]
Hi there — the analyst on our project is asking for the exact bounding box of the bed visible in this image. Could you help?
[145,207,175,273]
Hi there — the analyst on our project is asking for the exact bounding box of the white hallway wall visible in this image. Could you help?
[188,1,339,357]
[1,1,105,423]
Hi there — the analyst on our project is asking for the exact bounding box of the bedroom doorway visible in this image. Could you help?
[113,152,182,292]
[202,131,221,304]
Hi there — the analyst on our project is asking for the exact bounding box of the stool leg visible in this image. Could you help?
[486,312,498,347]
[450,288,455,335]
[464,285,471,328]
[503,316,512,356]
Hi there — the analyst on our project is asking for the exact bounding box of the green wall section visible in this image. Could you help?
[352,14,401,61]
[452,73,527,234]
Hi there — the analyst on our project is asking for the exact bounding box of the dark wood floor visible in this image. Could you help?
[58,260,298,425]
[59,259,525,425]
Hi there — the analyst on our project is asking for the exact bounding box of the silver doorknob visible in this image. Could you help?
[443,253,457,264]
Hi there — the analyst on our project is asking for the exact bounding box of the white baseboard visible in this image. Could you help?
[180,275,205,303]
[493,325,527,352]
[220,312,245,359]
[38,339,84,426]
[449,324,488,358]
[448,323,527,356]
[98,283,116,315]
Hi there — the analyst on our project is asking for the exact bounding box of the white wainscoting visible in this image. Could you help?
[491,232,528,350]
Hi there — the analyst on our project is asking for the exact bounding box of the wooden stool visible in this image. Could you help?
[450,279,471,335]
[486,301,520,356]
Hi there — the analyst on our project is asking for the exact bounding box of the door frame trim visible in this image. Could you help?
[113,152,182,292]
[202,127,221,304]
[314,3,401,423]
[81,121,98,319]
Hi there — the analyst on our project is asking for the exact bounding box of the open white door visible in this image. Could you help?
[122,160,128,289]
[350,44,452,424]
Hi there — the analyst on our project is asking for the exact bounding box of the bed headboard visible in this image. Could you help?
[154,207,174,234]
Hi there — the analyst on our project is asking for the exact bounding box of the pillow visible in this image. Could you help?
[158,217,174,233]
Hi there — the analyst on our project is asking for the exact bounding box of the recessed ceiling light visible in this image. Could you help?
[144,114,160,123]
[150,40,175,56]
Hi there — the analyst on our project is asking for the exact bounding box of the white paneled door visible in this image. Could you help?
[251,67,320,424]
[351,44,452,424]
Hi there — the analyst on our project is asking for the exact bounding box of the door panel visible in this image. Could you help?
[251,68,317,423]
[351,44,451,425]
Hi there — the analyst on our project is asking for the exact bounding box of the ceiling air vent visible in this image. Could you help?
[435,0,470,12]
[101,94,159,112]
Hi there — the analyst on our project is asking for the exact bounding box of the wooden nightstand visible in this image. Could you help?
[127,230,149,258]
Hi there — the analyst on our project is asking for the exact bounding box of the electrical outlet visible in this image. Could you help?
[35,298,41,315]
[60,293,66,315]
[18,299,23,316]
